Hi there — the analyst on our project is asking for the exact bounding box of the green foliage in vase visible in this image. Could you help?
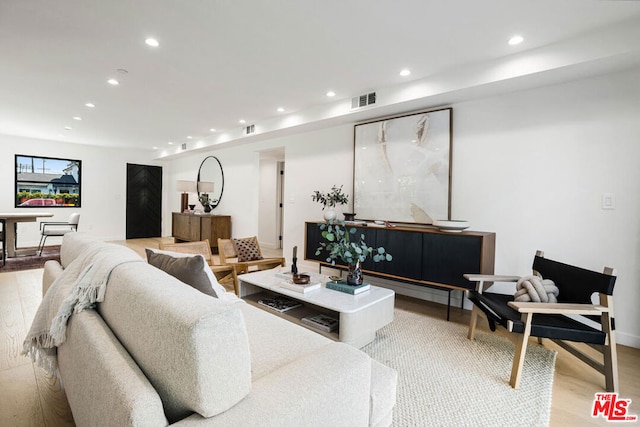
[315,221,392,266]
[311,185,349,210]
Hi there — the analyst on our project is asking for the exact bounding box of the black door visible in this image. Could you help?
[126,164,162,239]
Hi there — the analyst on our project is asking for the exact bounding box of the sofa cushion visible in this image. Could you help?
[145,248,226,298]
[232,237,263,262]
[236,303,330,380]
[58,310,168,427]
[175,342,372,426]
[369,360,398,427]
[98,262,252,423]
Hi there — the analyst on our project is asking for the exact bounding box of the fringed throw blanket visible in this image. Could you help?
[22,245,143,375]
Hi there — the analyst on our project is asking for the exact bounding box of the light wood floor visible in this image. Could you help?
[1,238,638,426]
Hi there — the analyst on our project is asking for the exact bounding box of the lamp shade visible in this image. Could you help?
[198,181,214,193]
[176,180,196,193]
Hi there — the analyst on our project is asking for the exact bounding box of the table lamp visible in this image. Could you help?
[176,180,196,213]
[198,181,215,212]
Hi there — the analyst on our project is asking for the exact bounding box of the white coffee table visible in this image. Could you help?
[237,268,395,348]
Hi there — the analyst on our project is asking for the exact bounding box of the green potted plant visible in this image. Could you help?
[311,185,349,221]
[314,221,392,285]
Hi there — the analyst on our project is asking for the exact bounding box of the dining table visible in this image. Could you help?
[0,212,54,257]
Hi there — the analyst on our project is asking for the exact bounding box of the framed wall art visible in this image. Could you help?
[353,108,451,224]
[15,154,81,207]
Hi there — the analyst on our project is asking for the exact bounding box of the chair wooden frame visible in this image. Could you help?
[466,250,618,391]
[217,237,285,272]
[158,239,248,295]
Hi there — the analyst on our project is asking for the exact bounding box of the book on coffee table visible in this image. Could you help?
[279,281,322,293]
[326,280,371,295]
[301,314,339,333]
[258,296,303,313]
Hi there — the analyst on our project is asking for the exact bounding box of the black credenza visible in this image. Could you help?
[304,222,495,317]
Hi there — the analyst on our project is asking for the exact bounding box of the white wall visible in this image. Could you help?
[6,67,635,347]
[0,134,163,244]
[452,68,640,347]
[162,67,640,347]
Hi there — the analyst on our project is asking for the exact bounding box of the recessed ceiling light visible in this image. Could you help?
[239,119,246,124]
[85,102,95,108]
[400,69,411,77]
[209,128,216,132]
[145,38,159,47]
[152,146,158,150]
[107,78,119,85]
[168,141,174,145]
[277,107,285,113]
[187,136,193,139]
[326,91,336,97]
[73,116,82,121]
[64,126,72,130]
[508,35,524,46]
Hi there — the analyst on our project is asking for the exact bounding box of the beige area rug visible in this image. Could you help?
[362,308,556,427]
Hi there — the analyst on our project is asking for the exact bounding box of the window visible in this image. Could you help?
[15,154,81,207]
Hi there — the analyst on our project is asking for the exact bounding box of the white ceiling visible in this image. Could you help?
[2,0,640,156]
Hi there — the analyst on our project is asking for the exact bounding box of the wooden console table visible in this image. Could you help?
[171,213,231,252]
[304,222,495,319]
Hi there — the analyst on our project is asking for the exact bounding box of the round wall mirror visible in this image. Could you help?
[197,156,224,212]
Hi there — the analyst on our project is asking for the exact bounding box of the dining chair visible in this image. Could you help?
[37,213,80,255]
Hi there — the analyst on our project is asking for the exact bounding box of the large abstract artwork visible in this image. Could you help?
[353,108,451,224]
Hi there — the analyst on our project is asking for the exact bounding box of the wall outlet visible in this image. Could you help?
[601,193,615,210]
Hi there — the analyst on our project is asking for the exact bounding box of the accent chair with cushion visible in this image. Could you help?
[466,250,618,391]
[158,239,248,294]
[218,236,285,272]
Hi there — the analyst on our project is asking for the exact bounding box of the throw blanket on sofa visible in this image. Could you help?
[514,274,559,303]
[22,245,143,375]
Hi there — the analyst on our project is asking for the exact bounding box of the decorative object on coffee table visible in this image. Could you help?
[314,221,392,285]
[292,273,310,284]
[291,245,298,274]
[326,280,370,295]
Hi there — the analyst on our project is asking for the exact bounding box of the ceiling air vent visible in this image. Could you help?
[351,92,376,109]
[245,124,255,135]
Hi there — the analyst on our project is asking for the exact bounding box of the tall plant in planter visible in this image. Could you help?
[311,185,349,221]
[315,221,392,285]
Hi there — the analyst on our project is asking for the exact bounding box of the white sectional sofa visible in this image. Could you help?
[41,233,397,426]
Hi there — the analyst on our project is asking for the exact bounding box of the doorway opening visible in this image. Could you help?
[258,148,285,250]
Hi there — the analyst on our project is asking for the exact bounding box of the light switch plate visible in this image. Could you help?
[601,193,615,210]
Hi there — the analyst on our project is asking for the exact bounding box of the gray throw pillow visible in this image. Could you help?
[145,248,226,298]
